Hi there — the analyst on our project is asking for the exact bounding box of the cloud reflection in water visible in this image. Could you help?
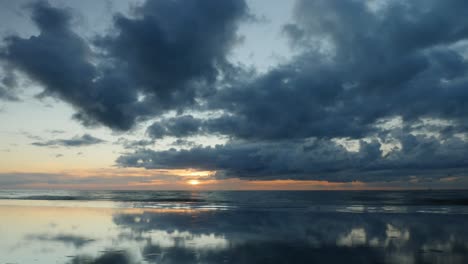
[1,201,468,264]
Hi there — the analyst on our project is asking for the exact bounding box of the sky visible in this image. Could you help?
[0,0,468,190]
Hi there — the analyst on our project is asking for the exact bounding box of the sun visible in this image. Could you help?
[188,180,200,186]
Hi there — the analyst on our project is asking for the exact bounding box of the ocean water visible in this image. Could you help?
[1,190,468,263]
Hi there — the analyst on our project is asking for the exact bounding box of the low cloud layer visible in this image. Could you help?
[32,134,105,147]
[0,171,178,189]
[1,0,468,183]
[118,132,468,182]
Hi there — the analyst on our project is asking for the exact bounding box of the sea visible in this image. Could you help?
[1,189,468,263]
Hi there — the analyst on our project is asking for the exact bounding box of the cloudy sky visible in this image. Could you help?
[0,0,467,190]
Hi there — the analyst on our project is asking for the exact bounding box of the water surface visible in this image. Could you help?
[1,190,468,263]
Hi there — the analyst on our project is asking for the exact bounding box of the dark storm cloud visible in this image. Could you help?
[197,0,468,141]
[0,0,248,130]
[32,134,105,147]
[1,1,142,130]
[142,2,468,141]
[94,0,247,106]
[117,0,468,181]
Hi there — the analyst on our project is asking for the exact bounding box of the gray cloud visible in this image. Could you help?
[46,129,66,134]
[0,86,18,101]
[1,0,248,130]
[171,139,197,147]
[117,0,468,181]
[93,0,247,110]
[118,131,468,182]
[32,134,105,147]
[116,138,155,149]
[1,1,145,130]
[26,233,96,248]
[0,67,19,101]
[147,115,203,139]
[198,0,468,141]
[139,1,468,140]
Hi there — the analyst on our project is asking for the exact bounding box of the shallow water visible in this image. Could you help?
[1,190,468,263]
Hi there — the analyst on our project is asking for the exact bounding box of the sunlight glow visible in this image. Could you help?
[188,180,200,186]
[179,170,215,177]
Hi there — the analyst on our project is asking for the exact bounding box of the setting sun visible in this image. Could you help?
[188,180,200,186]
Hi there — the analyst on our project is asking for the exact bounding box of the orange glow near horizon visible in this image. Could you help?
[0,167,216,178]
[1,167,466,190]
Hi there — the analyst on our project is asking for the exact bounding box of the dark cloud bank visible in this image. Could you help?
[2,0,468,182]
